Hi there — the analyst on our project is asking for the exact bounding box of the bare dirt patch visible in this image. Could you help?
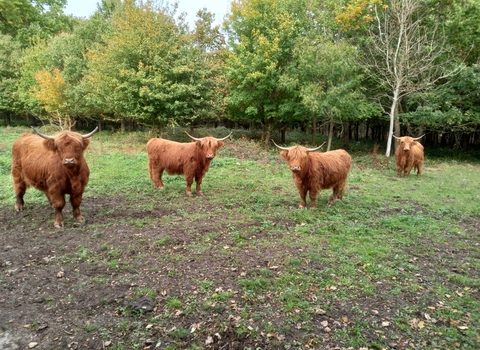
[1,193,479,349]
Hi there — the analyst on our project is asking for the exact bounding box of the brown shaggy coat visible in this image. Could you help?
[11,130,95,228]
[394,136,424,177]
[146,137,225,196]
[280,146,352,209]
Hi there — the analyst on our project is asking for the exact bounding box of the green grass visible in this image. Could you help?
[0,126,479,349]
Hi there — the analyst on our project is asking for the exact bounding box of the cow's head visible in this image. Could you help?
[272,140,325,173]
[185,131,232,159]
[32,127,98,168]
[393,135,424,152]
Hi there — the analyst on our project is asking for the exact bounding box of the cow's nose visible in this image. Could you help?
[291,166,300,172]
[206,154,215,159]
[64,158,75,165]
[403,147,410,151]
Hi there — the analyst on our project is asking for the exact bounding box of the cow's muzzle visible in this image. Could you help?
[64,158,76,166]
[290,166,301,172]
[206,154,215,159]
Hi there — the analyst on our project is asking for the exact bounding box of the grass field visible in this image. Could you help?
[0,126,479,349]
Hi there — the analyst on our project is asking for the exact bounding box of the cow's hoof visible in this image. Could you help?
[197,191,205,196]
[15,207,24,212]
[186,192,193,197]
[54,223,64,229]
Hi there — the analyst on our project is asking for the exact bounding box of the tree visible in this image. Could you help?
[84,1,224,131]
[224,0,309,143]
[0,0,71,47]
[337,0,461,156]
[0,34,21,126]
[293,37,379,150]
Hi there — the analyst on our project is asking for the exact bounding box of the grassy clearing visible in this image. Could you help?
[0,126,479,349]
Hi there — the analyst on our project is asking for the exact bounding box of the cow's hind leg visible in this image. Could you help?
[416,161,423,175]
[328,180,347,205]
[150,164,165,189]
[185,175,194,196]
[195,175,205,196]
[12,166,26,211]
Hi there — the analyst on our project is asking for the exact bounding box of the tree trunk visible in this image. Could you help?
[385,85,401,157]
[344,122,350,146]
[264,119,272,144]
[311,117,317,145]
[120,118,126,132]
[327,119,334,152]
[281,128,286,143]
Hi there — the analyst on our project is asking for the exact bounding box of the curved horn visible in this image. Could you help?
[306,142,326,152]
[216,132,233,141]
[392,135,401,140]
[271,139,292,151]
[413,134,425,141]
[31,126,54,139]
[184,131,202,141]
[82,126,99,138]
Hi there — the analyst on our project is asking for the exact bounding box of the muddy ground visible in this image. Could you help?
[1,191,479,349]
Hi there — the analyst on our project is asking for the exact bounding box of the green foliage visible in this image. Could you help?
[224,0,310,133]
[403,64,480,134]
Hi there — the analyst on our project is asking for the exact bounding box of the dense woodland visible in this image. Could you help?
[0,0,479,154]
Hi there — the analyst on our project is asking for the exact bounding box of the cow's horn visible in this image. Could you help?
[271,139,292,151]
[184,131,203,141]
[392,135,401,140]
[306,142,326,152]
[413,134,425,141]
[216,132,233,141]
[31,126,54,139]
[82,126,99,138]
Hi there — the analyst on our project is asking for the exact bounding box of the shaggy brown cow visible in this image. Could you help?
[393,135,424,177]
[273,140,352,209]
[11,127,98,228]
[146,131,232,196]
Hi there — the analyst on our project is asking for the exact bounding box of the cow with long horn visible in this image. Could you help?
[12,126,99,228]
[146,131,232,196]
[273,140,352,209]
[393,135,425,177]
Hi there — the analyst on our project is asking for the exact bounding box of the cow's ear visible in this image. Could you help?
[43,139,56,151]
[82,138,91,149]
[217,140,224,148]
[280,150,289,160]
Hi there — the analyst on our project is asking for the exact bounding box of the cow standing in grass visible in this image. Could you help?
[273,140,352,209]
[393,135,424,177]
[146,131,232,196]
[11,127,98,228]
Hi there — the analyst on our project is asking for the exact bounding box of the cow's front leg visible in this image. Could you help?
[50,193,66,228]
[70,194,84,222]
[297,188,307,209]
